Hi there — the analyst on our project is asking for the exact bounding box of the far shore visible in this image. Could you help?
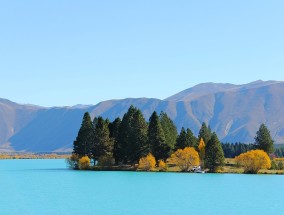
[0,153,70,160]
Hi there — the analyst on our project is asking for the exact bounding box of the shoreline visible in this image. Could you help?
[68,158,284,175]
[1,156,283,175]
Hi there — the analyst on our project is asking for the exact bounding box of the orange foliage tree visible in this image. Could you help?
[198,138,206,167]
[171,147,200,172]
[235,150,271,174]
[78,156,91,170]
[158,160,168,172]
[138,153,156,171]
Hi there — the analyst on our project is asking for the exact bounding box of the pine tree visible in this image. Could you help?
[109,117,121,140]
[254,124,274,154]
[186,128,198,149]
[205,132,225,172]
[73,112,94,157]
[160,112,178,151]
[148,111,170,161]
[117,105,137,163]
[128,109,148,163]
[176,127,187,149]
[117,106,148,164]
[109,118,122,164]
[93,117,98,127]
[92,117,114,161]
[275,148,284,157]
[198,122,212,144]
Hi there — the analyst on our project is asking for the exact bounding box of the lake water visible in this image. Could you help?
[0,159,283,215]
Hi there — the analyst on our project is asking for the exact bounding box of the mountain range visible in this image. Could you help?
[1,80,284,152]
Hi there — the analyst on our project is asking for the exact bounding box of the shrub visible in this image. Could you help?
[78,156,91,170]
[138,153,156,171]
[278,161,284,170]
[235,150,271,174]
[170,147,200,172]
[270,160,277,170]
[66,154,79,169]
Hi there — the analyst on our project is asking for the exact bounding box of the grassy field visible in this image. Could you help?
[216,158,284,174]
[157,158,284,174]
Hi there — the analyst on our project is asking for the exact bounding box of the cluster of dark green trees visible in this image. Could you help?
[222,143,284,158]
[73,106,179,164]
[222,123,277,158]
[73,106,276,171]
[275,147,284,157]
[73,106,224,168]
[222,143,255,158]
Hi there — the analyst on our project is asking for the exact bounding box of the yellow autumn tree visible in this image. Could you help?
[198,138,206,167]
[158,160,168,172]
[171,147,200,172]
[138,153,156,171]
[235,150,271,174]
[78,156,91,170]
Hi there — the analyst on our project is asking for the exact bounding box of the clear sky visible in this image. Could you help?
[0,0,283,107]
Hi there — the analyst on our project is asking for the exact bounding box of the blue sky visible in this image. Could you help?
[0,0,283,107]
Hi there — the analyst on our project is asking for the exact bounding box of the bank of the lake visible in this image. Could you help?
[0,159,283,215]
[69,157,284,175]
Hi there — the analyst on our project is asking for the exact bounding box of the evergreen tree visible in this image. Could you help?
[176,127,197,149]
[222,142,254,158]
[109,117,121,140]
[205,132,225,172]
[92,117,114,161]
[105,118,110,126]
[198,122,212,144]
[160,112,178,151]
[128,109,148,163]
[117,106,148,164]
[254,124,274,154]
[109,118,122,164]
[275,147,284,158]
[176,127,187,149]
[117,106,137,163]
[186,128,198,149]
[93,117,98,127]
[73,112,94,157]
[148,111,170,161]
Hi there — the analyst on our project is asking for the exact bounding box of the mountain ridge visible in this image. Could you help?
[1,80,284,152]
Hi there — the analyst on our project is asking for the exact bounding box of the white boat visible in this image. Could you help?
[192,166,205,173]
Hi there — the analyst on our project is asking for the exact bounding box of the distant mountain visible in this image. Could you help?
[1,80,284,152]
[166,82,238,101]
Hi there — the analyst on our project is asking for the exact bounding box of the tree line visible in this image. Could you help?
[72,105,276,172]
[275,147,284,157]
[222,143,255,158]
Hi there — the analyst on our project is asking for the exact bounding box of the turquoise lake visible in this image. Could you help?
[0,159,283,215]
